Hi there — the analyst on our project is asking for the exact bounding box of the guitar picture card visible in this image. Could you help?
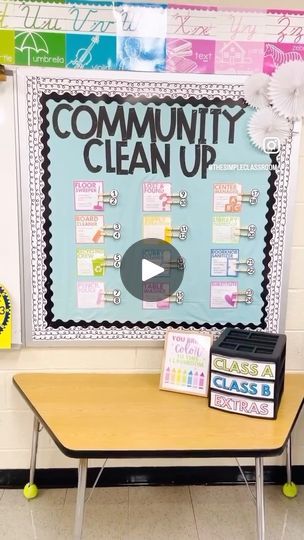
[160,330,213,397]
[66,34,116,70]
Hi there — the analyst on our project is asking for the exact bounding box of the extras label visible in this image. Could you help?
[209,390,275,418]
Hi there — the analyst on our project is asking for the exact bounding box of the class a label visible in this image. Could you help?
[211,354,276,380]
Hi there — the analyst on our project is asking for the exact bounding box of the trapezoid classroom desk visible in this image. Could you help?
[13,372,304,540]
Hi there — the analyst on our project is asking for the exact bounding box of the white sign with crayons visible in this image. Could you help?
[160,330,212,397]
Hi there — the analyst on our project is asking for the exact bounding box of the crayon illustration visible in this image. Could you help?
[165,367,170,384]
[199,372,205,389]
[182,370,187,385]
[187,370,193,387]
[176,368,181,384]
[193,371,198,388]
[170,367,176,384]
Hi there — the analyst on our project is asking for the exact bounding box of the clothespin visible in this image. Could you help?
[0,65,6,82]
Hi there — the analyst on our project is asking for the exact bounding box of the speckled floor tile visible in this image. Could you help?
[0,484,304,539]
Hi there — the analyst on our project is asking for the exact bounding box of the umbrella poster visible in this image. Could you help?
[160,330,213,397]
[15,31,65,67]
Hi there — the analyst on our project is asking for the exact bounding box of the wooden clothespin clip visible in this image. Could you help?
[0,65,6,82]
[165,224,189,242]
[169,290,185,304]
[237,289,254,304]
[235,257,255,275]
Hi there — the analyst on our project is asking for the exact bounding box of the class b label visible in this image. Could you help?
[210,372,274,399]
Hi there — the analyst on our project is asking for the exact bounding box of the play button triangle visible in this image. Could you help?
[142,259,165,282]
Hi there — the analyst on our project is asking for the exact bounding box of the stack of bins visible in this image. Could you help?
[208,329,286,419]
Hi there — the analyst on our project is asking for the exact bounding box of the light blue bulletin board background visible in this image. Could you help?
[47,96,269,326]
[17,69,300,343]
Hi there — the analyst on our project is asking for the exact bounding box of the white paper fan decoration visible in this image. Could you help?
[244,73,271,109]
[248,108,291,151]
[268,60,304,120]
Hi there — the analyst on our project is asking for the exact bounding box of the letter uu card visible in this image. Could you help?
[160,330,213,397]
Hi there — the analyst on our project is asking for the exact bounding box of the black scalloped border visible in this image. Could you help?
[39,91,276,332]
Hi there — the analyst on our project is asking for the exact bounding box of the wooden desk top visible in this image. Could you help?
[13,373,304,459]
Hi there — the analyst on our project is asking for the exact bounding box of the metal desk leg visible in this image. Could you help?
[255,457,265,540]
[286,437,292,484]
[282,437,298,498]
[73,458,88,540]
[29,416,40,485]
[23,415,40,500]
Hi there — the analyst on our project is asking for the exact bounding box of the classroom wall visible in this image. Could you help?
[0,0,304,472]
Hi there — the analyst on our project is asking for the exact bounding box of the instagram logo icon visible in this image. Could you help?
[263,137,280,154]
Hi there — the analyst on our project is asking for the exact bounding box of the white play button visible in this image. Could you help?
[121,239,184,301]
[142,258,165,282]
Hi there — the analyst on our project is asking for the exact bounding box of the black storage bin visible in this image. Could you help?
[208,328,286,419]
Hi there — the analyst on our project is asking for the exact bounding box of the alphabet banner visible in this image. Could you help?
[17,69,300,343]
[1,2,304,74]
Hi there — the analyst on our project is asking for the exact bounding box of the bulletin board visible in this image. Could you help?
[16,68,301,344]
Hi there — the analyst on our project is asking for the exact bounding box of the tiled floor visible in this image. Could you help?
[0,484,303,539]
